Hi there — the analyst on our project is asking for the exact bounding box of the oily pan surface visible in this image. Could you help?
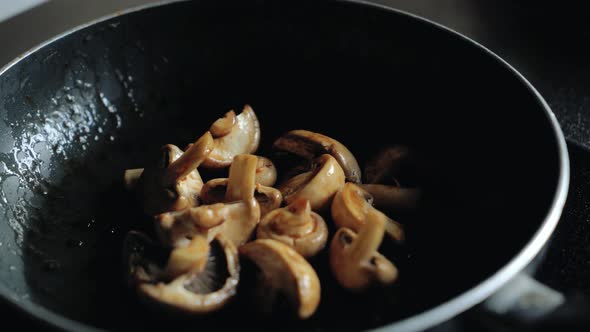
[0,0,560,330]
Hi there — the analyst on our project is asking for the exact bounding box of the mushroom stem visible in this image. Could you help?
[163,132,213,186]
[350,210,386,262]
[225,154,258,202]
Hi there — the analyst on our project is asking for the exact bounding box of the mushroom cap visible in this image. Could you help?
[364,145,415,185]
[239,239,321,319]
[279,154,345,211]
[257,199,328,258]
[329,212,398,291]
[202,105,261,168]
[273,129,361,184]
[255,156,278,187]
[332,182,405,242]
[137,131,213,215]
[137,234,240,314]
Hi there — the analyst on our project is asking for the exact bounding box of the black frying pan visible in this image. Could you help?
[0,0,569,331]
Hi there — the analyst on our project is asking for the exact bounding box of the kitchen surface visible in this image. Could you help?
[1,1,590,331]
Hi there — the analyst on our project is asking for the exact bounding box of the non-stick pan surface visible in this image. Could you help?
[0,0,568,331]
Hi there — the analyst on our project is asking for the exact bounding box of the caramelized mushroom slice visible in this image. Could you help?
[331,183,405,242]
[123,232,239,314]
[156,200,255,247]
[279,154,345,211]
[257,199,328,258]
[137,234,240,314]
[240,239,321,319]
[129,131,213,215]
[273,129,361,183]
[155,154,261,247]
[202,105,261,168]
[201,178,282,217]
[330,211,398,291]
[255,156,278,187]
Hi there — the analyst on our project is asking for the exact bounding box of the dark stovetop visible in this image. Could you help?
[2,1,590,331]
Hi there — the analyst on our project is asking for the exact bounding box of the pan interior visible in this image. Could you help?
[0,0,560,330]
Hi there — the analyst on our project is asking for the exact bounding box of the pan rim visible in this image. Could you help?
[0,0,570,331]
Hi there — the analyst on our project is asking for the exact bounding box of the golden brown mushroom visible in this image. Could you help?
[202,105,261,168]
[329,210,398,291]
[122,232,240,314]
[200,178,282,217]
[279,154,345,212]
[126,131,213,215]
[155,154,261,247]
[331,182,405,242]
[240,239,321,319]
[257,199,328,258]
[273,129,361,183]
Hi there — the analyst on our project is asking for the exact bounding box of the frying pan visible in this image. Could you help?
[0,0,569,331]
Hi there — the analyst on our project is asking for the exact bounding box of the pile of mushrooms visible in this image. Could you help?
[122,105,421,319]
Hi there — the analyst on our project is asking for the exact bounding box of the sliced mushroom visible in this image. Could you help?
[331,182,405,242]
[202,105,261,168]
[257,199,328,258]
[273,129,361,183]
[330,210,398,291]
[364,145,414,185]
[200,178,282,217]
[359,184,421,212]
[255,156,277,187]
[156,200,254,247]
[132,131,213,215]
[239,239,321,319]
[123,232,211,286]
[279,154,345,211]
[155,154,261,247]
[136,234,240,314]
